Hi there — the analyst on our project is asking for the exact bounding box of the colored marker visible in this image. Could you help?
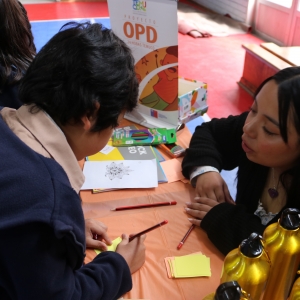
[111,201,177,211]
[177,224,195,250]
[129,220,168,242]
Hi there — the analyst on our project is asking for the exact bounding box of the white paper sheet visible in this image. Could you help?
[100,145,115,155]
[81,159,158,190]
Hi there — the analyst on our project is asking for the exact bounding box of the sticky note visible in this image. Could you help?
[160,159,185,183]
[94,237,122,255]
[164,252,211,278]
[174,254,211,277]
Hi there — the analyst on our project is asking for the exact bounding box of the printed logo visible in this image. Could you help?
[150,109,158,118]
[132,0,146,11]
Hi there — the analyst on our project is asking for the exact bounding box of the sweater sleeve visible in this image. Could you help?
[0,223,131,300]
[182,112,248,178]
[201,202,266,256]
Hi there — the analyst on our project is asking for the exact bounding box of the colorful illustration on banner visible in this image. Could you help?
[135,45,178,111]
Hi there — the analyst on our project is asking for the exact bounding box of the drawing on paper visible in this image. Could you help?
[105,162,133,180]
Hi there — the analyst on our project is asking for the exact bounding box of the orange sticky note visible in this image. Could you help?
[160,158,185,183]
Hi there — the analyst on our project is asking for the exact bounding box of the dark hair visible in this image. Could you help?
[254,67,300,143]
[254,67,300,207]
[0,0,36,88]
[19,22,138,131]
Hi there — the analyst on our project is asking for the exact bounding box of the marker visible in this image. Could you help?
[177,224,195,250]
[129,220,168,242]
[111,201,177,211]
[131,132,148,137]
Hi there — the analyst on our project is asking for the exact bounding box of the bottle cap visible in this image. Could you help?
[280,208,300,230]
[215,281,241,300]
[240,232,263,258]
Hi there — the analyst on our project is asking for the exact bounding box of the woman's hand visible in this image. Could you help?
[185,197,220,226]
[85,219,112,250]
[116,233,146,274]
[195,172,235,204]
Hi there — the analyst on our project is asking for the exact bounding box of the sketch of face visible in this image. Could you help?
[242,80,300,174]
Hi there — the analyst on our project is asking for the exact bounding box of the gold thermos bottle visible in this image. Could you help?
[289,271,300,300]
[263,208,300,300]
[220,232,271,300]
[202,281,252,300]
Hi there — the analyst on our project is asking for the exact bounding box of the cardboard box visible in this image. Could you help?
[178,77,208,124]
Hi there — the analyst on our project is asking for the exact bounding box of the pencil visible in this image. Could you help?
[177,224,195,250]
[129,220,168,242]
[111,201,177,211]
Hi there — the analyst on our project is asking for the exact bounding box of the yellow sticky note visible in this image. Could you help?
[173,254,211,278]
[94,237,122,255]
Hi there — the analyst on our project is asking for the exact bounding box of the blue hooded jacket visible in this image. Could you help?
[0,113,132,299]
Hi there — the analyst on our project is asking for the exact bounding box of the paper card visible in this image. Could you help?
[173,254,211,277]
[152,147,165,162]
[160,159,185,183]
[164,252,203,278]
[94,237,122,255]
[100,145,115,155]
[164,257,175,279]
[164,252,211,278]
[81,159,158,190]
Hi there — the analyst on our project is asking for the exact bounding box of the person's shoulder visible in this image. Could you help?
[0,116,85,251]
[0,116,79,217]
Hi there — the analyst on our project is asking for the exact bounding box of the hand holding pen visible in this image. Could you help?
[116,233,147,274]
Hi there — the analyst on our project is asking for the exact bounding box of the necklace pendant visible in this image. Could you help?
[268,188,279,199]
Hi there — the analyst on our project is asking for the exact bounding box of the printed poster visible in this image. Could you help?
[107,0,179,128]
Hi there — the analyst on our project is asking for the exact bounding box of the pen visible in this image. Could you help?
[111,201,177,211]
[129,220,168,242]
[177,224,195,250]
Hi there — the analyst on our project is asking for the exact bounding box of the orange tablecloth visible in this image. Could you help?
[80,124,224,300]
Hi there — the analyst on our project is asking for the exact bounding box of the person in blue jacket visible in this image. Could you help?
[0,22,146,299]
[0,0,36,109]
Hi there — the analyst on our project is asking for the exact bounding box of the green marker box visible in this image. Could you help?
[112,128,177,147]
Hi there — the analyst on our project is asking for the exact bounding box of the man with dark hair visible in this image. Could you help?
[0,22,146,299]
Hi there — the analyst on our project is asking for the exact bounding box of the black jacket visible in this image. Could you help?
[182,112,295,255]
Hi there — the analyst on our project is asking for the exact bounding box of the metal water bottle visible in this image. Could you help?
[263,208,300,300]
[289,272,300,300]
[202,281,252,300]
[220,233,271,300]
